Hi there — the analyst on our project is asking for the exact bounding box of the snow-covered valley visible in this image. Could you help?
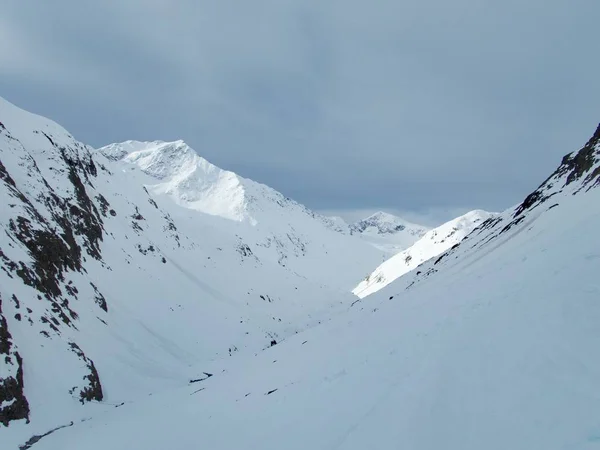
[2,95,600,450]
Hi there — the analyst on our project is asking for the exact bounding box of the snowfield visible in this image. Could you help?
[2,95,600,450]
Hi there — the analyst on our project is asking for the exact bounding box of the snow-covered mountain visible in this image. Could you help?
[22,124,600,450]
[353,209,493,298]
[99,140,385,290]
[0,96,384,441]
[349,211,429,254]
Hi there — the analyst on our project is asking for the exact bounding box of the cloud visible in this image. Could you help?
[1,0,599,216]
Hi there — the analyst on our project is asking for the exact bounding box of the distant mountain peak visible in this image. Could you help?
[351,211,428,236]
[365,211,402,222]
[346,211,429,255]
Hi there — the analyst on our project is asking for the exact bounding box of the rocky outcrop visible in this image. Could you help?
[514,123,600,218]
[0,293,30,427]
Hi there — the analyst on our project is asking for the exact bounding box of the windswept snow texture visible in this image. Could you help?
[0,96,385,446]
[350,211,429,254]
[29,124,600,450]
[353,209,493,298]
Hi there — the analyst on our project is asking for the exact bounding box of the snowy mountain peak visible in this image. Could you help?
[349,211,429,254]
[352,211,409,233]
[352,211,424,235]
[100,140,249,222]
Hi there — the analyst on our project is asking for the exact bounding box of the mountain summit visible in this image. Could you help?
[350,211,429,254]
[100,140,324,227]
[351,211,426,235]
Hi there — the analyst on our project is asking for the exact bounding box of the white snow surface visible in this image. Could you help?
[353,209,494,298]
[23,122,600,450]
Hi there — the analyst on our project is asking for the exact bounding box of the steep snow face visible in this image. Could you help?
[0,96,371,441]
[350,211,429,254]
[353,209,494,298]
[100,140,386,290]
[28,124,600,450]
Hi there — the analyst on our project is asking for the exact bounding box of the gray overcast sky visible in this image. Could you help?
[1,1,598,225]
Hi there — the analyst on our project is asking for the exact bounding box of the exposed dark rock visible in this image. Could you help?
[434,253,446,265]
[9,216,82,301]
[19,421,74,450]
[95,194,110,217]
[90,282,108,312]
[513,123,600,218]
[0,159,17,187]
[189,372,213,384]
[237,243,253,257]
[131,207,145,221]
[67,342,103,403]
[0,294,30,426]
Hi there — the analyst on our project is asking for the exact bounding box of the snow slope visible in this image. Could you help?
[99,140,386,289]
[349,211,429,254]
[353,209,493,298]
[26,123,600,450]
[0,96,384,443]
